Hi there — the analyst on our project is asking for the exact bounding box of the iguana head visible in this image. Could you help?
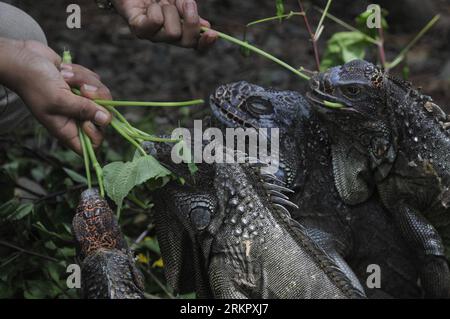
[305,60,400,204]
[307,60,397,181]
[73,188,127,260]
[209,81,310,187]
[210,81,309,132]
[307,59,385,117]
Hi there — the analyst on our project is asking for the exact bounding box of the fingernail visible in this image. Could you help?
[87,121,97,131]
[94,110,109,125]
[61,70,74,78]
[83,84,98,92]
[60,63,73,71]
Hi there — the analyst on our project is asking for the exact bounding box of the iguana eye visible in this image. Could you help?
[341,86,361,98]
[189,207,211,231]
[243,97,273,116]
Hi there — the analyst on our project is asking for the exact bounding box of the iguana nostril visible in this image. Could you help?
[215,86,226,99]
[323,74,333,94]
[310,78,320,90]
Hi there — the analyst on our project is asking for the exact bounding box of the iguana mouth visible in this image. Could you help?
[210,97,257,129]
[306,91,345,110]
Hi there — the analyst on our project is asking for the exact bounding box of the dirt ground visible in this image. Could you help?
[9,0,450,123]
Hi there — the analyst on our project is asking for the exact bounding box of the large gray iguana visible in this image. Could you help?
[209,80,422,298]
[306,59,450,298]
[145,142,366,299]
[72,188,145,299]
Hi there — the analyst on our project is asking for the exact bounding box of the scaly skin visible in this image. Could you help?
[306,59,450,298]
[147,142,366,299]
[209,81,422,298]
[73,188,144,299]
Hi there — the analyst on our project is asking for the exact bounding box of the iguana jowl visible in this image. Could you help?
[146,142,366,299]
[306,59,450,298]
[73,188,145,299]
[209,81,422,298]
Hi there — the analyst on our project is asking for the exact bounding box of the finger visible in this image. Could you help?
[61,63,100,80]
[197,30,218,51]
[81,121,104,150]
[129,3,164,39]
[47,117,83,155]
[180,0,200,48]
[63,133,82,155]
[79,83,112,101]
[199,17,211,28]
[57,93,112,127]
[61,69,108,94]
[161,4,182,42]
[60,65,112,100]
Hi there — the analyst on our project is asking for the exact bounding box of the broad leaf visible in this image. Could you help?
[63,167,87,184]
[103,155,171,210]
[320,31,369,71]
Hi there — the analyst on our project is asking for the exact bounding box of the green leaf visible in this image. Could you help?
[275,0,285,18]
[140,236,161,255]
[355,5,388,38]
[0,199,19,218]
[320,31,369,71]
[0,200,33,221]
[63,167,87,184]
[103,155,171,209]
[10,203,33,220]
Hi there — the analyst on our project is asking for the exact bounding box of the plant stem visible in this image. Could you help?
[94,99,204,107]
[246,11,304,27]
[298,0,321,71]
[315,0,332,40]
[78,127,92,188]
[201,27,310,81]
[387,14,440,70]
[0,240,59,263]
[83,135,105,197]
[127,193,148,209]
[314,7,379,45]
[71,88,203,108]
[377,25,386,68]
[62,52,96,193]
[111,119,147,156]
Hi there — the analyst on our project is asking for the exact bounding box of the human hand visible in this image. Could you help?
[0,38,112,155]
[113,0,218,50]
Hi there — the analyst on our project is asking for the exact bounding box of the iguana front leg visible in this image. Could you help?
[390,203,450,298]
[208,256,249,299]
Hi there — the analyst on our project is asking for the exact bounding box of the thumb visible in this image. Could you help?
[59,93,112,127]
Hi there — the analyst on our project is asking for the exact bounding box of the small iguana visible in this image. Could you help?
[145,142,366,299]
[209,81,422,298]
[73,188,145,299]
[306,59,450,298]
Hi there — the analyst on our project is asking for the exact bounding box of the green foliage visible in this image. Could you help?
[103,154,171,214]
[320,7,388,71]
[0,124,174,299]
[320,31,370,71]
[275,0,285,18]
[354,5,388,39]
